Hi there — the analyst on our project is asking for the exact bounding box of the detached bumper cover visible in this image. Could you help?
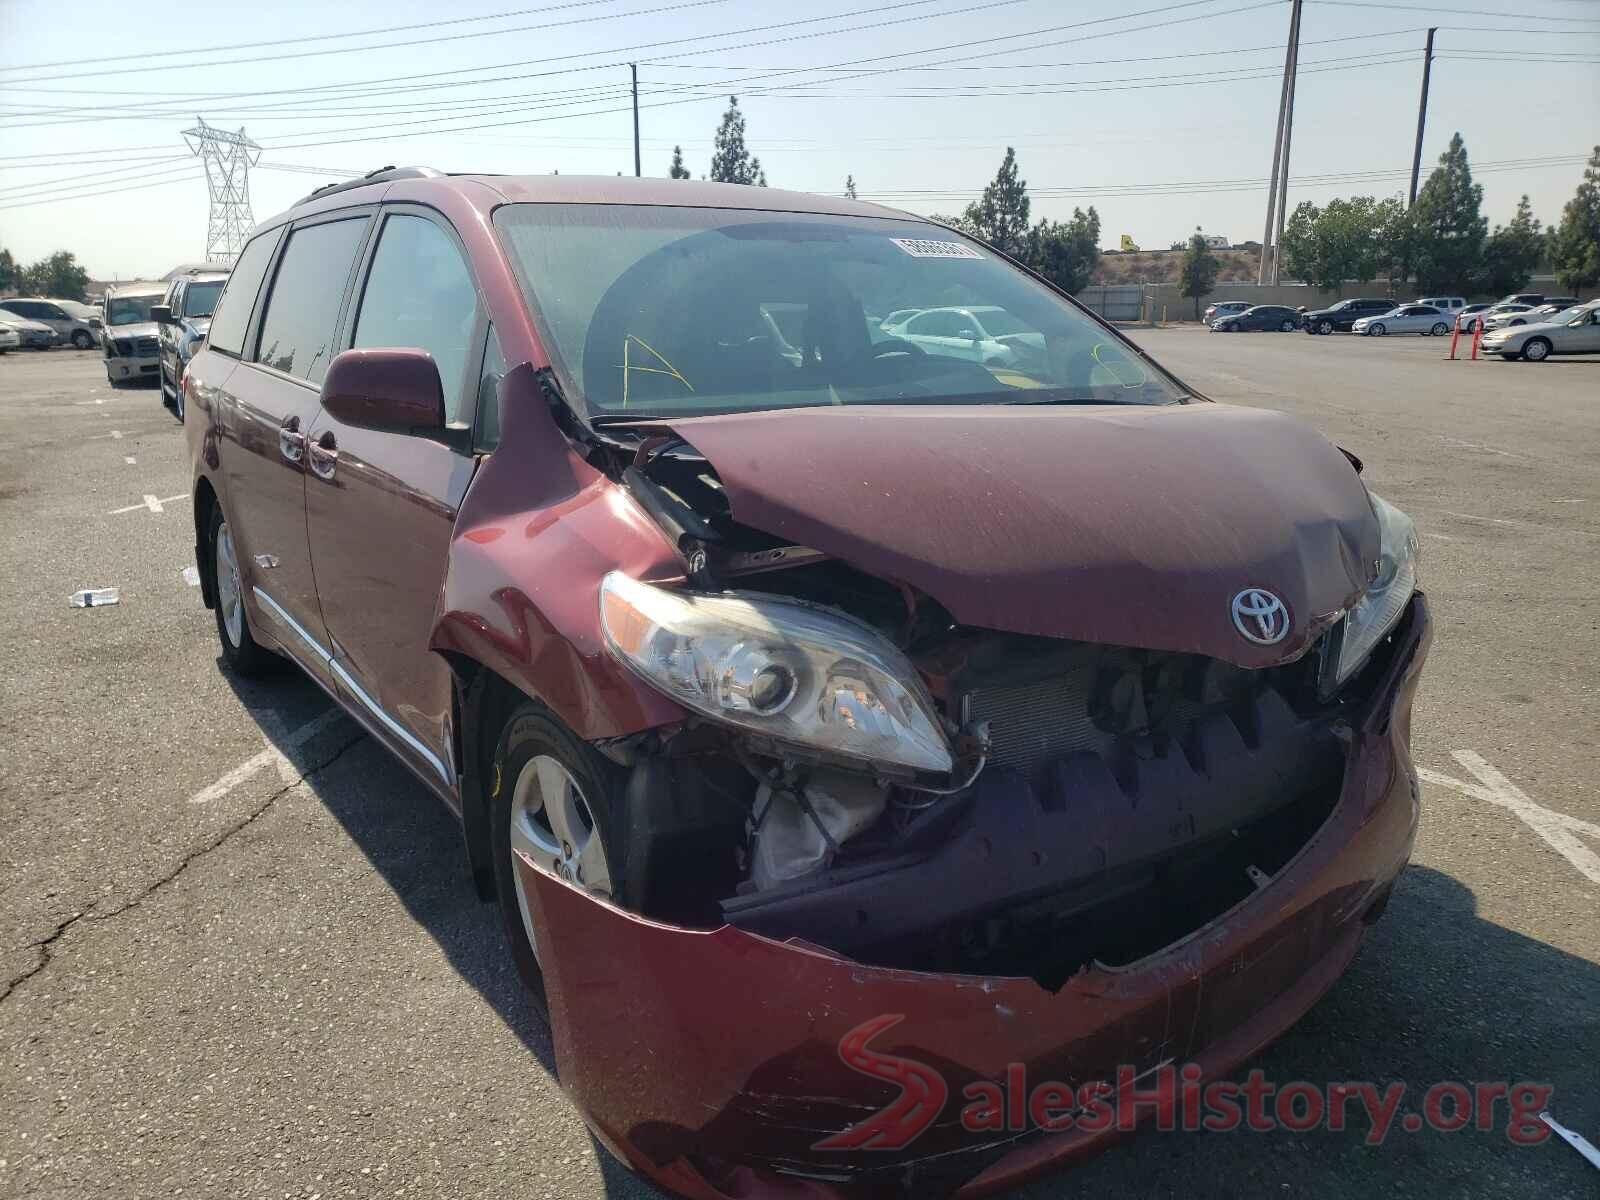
[522,596,1432,1199]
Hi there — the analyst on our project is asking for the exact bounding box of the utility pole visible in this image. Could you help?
[1271,1,1302,285]
[1407,27,1437,207]
[630,63,641,178]
[1258,0,1303,285]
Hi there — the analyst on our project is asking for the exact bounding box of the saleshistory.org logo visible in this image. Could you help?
[811,1016,1555,1150]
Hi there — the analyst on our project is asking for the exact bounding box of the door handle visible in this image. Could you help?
[279,416,305,464]
[308,430,338,481]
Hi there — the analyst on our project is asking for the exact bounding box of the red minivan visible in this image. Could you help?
[185,169,1430,1199]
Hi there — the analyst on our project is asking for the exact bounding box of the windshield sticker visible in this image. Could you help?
[890,238,984,260]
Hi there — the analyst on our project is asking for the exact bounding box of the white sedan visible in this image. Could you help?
[0,325,20,353]
[1482,302,1600,361]
[881,305,1044,365]
[1351,304,1454,336]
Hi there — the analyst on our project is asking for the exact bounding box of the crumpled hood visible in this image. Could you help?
[652,402,1380,668]
[109,321,158,339]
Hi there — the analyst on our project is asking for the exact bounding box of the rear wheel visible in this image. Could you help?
[1280,319,1296,332]
[208,504,271,676]
[1521,337,1551,362]
[1430,322,1449,336]
[489,703,629,1014]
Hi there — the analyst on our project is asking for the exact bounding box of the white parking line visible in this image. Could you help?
[1419,751,1600,885]
[108,492,187,516]
[188,709,344,804]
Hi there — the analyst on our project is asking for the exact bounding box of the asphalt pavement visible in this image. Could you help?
[0,331,1596,1199]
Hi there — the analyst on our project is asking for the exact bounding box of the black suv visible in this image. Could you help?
[1301,297,1395,334]
[153,268,229,420]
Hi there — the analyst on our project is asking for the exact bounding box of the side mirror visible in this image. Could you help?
[151,304,174,325]
[320,348,445,434]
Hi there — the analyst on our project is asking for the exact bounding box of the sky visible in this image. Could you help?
[1,0,1597,281]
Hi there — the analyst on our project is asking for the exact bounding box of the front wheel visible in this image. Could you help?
[208,503,272,676]
[1509,319,1526,327]
[1521,337,1551,362]
[71,330,93,350]
[489,703,630,1013]
[172,371,185,422]
[1368,323,1387,336]
[1318,319,1334,335]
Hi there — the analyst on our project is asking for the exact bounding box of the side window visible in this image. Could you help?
[255,217,368,382]
[10,301,39,318]
[475,326,506,452]
[208,230,281,357]
[351,213,479,423]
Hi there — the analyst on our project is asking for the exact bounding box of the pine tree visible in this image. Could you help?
[1479,195,1544,295]
[1408,132,1487,293]
[669,145,690,179]
[1180,229,1219,320]
[1549,145,1600,293]
[709,97,765,186]
[961,147,1030,258]
[844,175,858,200]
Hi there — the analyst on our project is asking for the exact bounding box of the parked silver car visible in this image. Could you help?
[0,307,59,349]
[1351,304,1453,336]
[101,283,166,386]
[1482,302,1600,361]
[0,297,99,348]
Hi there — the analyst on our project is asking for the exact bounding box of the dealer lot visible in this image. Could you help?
[0,331,1596,1198]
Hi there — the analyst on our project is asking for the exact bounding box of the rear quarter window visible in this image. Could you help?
[254,217,369,382]
[207,230,281,357]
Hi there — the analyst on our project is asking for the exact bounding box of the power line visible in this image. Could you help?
[1312,0,1600,20]
[0,165,203,211]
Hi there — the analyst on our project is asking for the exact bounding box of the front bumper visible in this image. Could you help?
[521,596,1433,1198]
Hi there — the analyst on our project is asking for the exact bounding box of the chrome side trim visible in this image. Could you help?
[251,586,332,664]
[329,657,454,787]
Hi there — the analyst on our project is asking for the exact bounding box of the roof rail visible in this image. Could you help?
[293,165,445,206]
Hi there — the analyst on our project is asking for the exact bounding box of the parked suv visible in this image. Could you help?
[1300,297,1395,334]
[101,282,166,386]
[184,170,1429,1199]
[1415,296,1466,312]
[1,297,98,348]
[153,267,229,419]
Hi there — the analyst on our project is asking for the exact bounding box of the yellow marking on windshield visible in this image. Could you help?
[987,367,1051,389]
[619,334,694,408]
[1090,342,1149,388]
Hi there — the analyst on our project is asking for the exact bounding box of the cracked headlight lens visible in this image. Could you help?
[600,572,953,773]
[1335,492,1418,685]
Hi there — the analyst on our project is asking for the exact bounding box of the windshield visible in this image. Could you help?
[494,204,1186,419]
[183,281,225,318]
[107,295,158,325]
[1542,306,1583,324]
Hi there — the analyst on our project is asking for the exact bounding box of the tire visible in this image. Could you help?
[71,329,93,350]
[1280,319,1296,332]
[1521,337,1551,362]
[1509,319,1525,327]
[207,502,272,676]
[1368,323,1387,336]
[489,702,630,1012]
[1430,322,1449,336]
[172,368,185,423]
[1318,319,1334,335]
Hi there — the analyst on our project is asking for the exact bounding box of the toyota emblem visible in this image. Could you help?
[1231,588,1290,645]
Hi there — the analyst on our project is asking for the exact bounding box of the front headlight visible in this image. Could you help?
[600,572,953,774]
[1334,493,1418,685]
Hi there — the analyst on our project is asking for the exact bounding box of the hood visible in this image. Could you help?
[108,321,158,338]
[650,403,1379,669]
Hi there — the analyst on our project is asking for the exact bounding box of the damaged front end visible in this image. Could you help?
[514,415,1431,1196]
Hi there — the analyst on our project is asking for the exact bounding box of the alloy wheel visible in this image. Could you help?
[1523,338,1550,362]
[215,520,244,648]
[1318,320,1333,335]
[508,755,612,962]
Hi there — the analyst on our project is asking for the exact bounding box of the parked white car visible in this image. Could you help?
[1481,303,1546,332]
[0,325,20,353]
[1481,301,1600,361]
[1416,296,1467,312]
[881,305,1043,364]
[1351,304,1454,336]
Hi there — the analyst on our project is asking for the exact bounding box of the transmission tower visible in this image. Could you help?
[182,117,261,265]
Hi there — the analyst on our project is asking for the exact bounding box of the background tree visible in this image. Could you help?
[1372,197,1413,294]
[1477,195,1544,296]
[1549,145,1600,293]
[668,145,690,179]
[0,248,17,293]
[1280,196,1383,293]
[1180,229,1219,319]
[1025,206,1101,294]
[1408,132,1487,293]
[844,175,858,200]
[960,147,1030,258]
[20,251,89,300]
[709,97,766,186]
